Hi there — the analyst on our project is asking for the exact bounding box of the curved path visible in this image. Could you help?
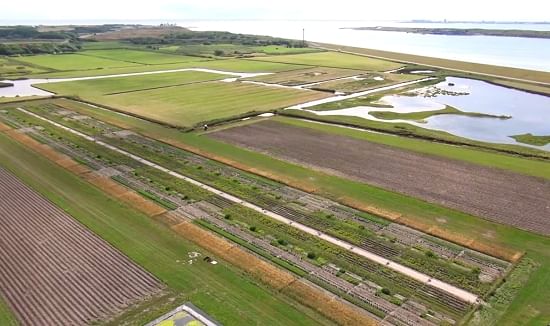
[18,107,479,304]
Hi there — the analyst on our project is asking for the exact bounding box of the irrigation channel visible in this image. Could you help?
[18,107,479,304]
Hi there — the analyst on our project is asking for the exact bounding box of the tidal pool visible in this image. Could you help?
[308,77,550,150]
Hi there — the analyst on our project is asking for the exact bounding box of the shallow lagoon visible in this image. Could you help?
[309,77,550,150]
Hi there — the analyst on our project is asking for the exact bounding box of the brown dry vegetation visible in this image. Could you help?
[282,280,378,326]
[0,121,11,132]
[84,174,167,217]
[118,191,167,217]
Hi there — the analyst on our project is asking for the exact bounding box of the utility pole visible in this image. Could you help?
[302,28,305,47]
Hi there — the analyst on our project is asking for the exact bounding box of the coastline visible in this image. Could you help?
[311,42,550,85]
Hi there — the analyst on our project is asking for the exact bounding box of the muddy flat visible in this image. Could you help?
[211,120,550,235]
[0,167,163,325]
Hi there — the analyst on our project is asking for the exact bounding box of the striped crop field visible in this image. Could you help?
[0,167,163,325]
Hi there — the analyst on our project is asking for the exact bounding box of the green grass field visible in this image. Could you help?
[369,106,509,121]
[311,73,422,93]
[81,49,208,65]
[40,79,328,127]
[511,134,550,146]
[0,297,17,326]
[40,71,228,95]
[192,58,303,72]
[249,52,403,71]
[25,58,301,79]
[15,53,140,71]
[246,67,365,85]
[0,132,331,326]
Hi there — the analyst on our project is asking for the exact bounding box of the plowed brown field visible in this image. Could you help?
[212,120,550,236]
[0,167,163,326]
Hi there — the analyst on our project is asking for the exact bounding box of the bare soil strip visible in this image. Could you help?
[210,120,550,237]
[0,167,163,326]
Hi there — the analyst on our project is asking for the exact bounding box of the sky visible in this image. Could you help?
[2,0,549,23]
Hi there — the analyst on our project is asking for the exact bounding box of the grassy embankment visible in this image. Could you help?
[0,132,332,326]
[314,43,550,85]
[15,98,550,325]
[274,117,550,179]
[511,134,550,146]
[369,106,511,121]
[491,79,550,96]
[281,109,550,160]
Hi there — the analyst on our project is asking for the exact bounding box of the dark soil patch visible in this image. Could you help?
[211,120,550,236]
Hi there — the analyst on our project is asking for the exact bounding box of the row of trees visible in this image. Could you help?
[0,26,69,40]
[129,31,308,48]
[0,43,81,55]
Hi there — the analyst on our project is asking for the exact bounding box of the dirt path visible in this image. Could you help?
[210,120,550,236]
[18,107,479,304]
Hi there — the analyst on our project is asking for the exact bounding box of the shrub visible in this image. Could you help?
[381,288,391,295]
[307,252,316,259]
[249,226,257,232]
[277,239,288,246]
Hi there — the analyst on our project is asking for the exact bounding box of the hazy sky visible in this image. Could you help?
[2,0,549,23]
